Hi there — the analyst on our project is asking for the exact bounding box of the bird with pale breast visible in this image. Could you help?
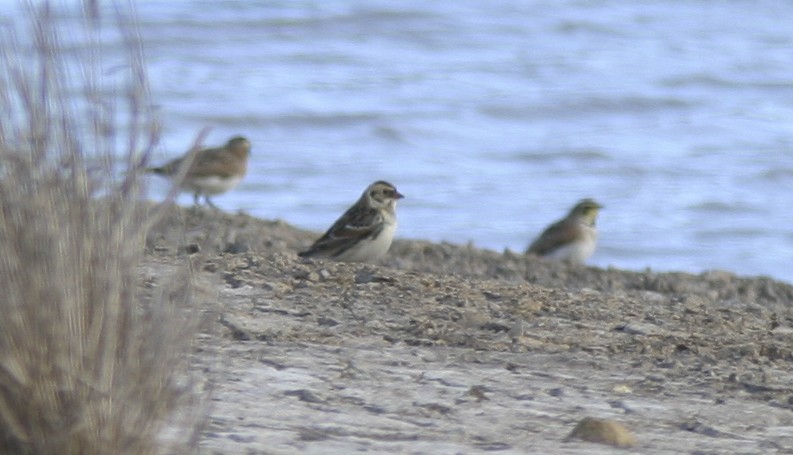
[526,198,603,264]
[299,181,404,263]
[147,136,251,208]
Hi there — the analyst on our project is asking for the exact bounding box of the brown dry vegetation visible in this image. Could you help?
[0,2,203,454]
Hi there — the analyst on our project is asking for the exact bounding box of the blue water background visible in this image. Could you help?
[4,1,793,283]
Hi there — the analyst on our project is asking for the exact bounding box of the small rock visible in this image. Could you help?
[466,385,489,402]
[518,298,542,312]
[567,417,636,448]
[262,281,292,294]
[614,322,664,336]
[218,318,250,341]
[284,389,324,403]
[482,290,502,301]
[473,440,512,451]
[223,240,250,254]
[291,268,311,280]
[548,387,564,398]
[415,402,452,415]
[480,321,511,333]
[298,428,330,441]
[639,290,667,303]
[317,316,339,327]
[612,384,633,394]
[607,400,634,413]
[680,417,723,437]
[355,269,396,284]
[509,319,526,338]
[505,362,520,372]
[178,243,201,254]
[227,433,255,443]
[227,256,252,270]
[223,272,244,288]
[153,245,170,253]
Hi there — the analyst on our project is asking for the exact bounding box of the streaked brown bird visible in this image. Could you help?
[526,198,603,264]
[147,136,251,208]
[299,181,404,263]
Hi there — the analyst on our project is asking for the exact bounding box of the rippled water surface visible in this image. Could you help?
[5,1,793,283]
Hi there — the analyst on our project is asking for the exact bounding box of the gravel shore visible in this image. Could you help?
[145,205,793,454]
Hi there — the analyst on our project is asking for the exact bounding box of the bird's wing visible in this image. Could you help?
[188,148,245,178]
[300,205,384,258]
[146,146,243,178]
[527,219,579,256]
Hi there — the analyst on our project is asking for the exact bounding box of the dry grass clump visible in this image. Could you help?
[0,2,202,454]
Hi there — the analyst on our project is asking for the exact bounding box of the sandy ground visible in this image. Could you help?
[144,205,793,454]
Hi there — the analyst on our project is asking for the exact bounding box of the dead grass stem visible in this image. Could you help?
[0,2,203,453]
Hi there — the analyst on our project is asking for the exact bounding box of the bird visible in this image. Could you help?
[526,198,603,264]
[299,180,405,263]
[146,136,251,208]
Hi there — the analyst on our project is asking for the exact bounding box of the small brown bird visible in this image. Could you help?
[526,198,603,264]
[147,136,251,208]
[299,181,404,263]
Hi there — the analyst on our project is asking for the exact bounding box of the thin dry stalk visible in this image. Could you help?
[0,2,203,454]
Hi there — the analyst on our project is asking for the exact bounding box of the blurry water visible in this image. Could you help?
[4,1,793,283]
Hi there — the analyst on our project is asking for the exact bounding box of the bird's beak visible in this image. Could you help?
[394,191,405,199]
